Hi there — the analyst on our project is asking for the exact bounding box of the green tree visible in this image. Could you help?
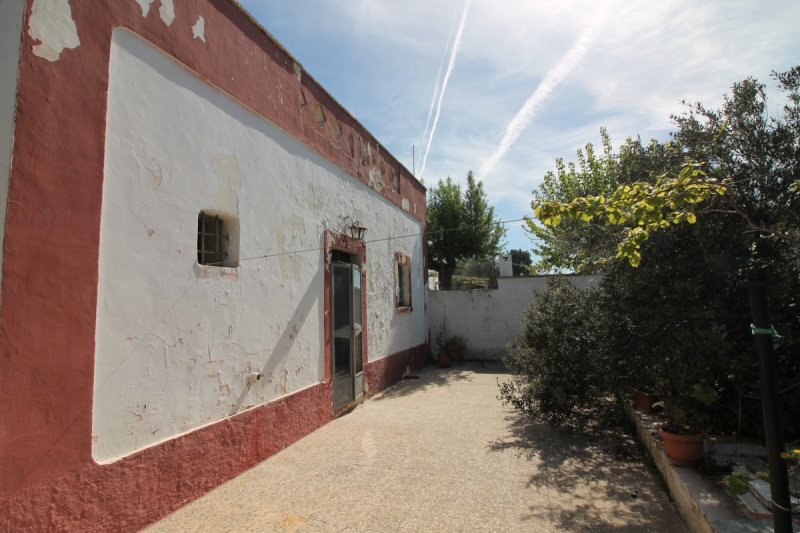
[526,128,684,272]
[500,277,615,428]
[509,249,532,276]
[427,171,506,288]
[463,172,505,258]
[507,67,800,438]
[534,69,800,269]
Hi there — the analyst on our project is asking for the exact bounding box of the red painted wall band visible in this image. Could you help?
[1,345,428,531]
[0,0,427,530]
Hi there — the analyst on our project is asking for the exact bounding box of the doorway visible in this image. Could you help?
[331,252,364,410]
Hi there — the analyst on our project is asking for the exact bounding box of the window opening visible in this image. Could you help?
[395,253,412,310]
[197,211,236,266]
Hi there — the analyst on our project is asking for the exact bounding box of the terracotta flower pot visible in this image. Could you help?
[448,348,463,362]
[659,426,705,467]
[632,389,662,413]
[438,353,451,368]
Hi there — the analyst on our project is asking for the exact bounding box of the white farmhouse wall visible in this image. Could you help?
[428,275,601,360]
[93,29,425,463]
[0,0,25,307]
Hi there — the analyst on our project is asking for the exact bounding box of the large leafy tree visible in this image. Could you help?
[534,69,800,269]
[526,128,685,272]
[428,171,506,288]
[508,67,800,438]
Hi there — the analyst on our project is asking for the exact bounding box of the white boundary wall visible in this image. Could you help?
[93,30,425,462]
[428,275,601,360]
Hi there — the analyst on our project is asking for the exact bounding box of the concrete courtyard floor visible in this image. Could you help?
[147,362,687,532]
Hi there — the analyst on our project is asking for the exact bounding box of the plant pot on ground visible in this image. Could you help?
[632,388,662,413]
[655,383,718,467]
[650,328,726,467]
[660,424,706,466]
[443,335,466,363]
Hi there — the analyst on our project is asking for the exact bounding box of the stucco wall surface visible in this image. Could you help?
[428,275,601,360]
[1,1,428,528]
[0,0,25,306]
[93,29,425,463]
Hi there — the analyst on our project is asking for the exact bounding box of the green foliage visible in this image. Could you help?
[507,67,800,439]
[443,335,466,354]
[464,173,505,257]
[453,257,498,289]
[427,171,506,288]
[427,177,463,287]
[451,275,490,290]
[509,249,532,276]
[724,471,752,496]
[499,277,618,428]
[527,129,684,272]
[534,164,727,267]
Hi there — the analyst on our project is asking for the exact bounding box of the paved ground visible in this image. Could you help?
[147,363,687,532]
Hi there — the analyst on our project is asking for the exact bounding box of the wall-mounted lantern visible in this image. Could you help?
[348,220,368,241]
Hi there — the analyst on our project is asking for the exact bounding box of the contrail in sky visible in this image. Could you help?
[478,12,606,181]
[421,9,459,146]
[419,0,471,178]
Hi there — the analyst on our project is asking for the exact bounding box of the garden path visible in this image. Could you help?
[147,362,686,532]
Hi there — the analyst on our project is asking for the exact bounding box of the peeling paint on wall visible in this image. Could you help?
[158,0,175,26]
[213,153,242,214]
[28,0,80,62]
[192,16,205,42]
[368,168,384,193]
[93,30,425,462]
[134,0,155,16]
[315,105,326,125]
[147,159,164,189]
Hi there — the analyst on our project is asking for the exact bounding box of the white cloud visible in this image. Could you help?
[478,4,607,181]
[240,0,800,250]
[419,0,471,178]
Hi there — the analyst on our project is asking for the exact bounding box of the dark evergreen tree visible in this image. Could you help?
[427,171,506,288]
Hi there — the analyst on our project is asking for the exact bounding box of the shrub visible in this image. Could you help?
[499,277,618,428]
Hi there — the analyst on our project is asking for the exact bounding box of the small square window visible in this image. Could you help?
[395,252,412,312]
[197,211,238,267]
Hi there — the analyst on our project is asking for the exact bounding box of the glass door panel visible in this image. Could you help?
[332,263,353,408]
[331,259,365,410]
[352,265,364,398]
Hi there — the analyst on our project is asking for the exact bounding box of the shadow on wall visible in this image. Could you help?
[487,413,686,532]
[229,252,324,416]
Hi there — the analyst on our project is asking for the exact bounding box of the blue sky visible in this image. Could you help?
[240,0,800,252]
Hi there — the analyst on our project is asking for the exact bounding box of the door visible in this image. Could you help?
[332,261,364,410]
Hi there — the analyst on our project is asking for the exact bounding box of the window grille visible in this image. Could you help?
[395,252,412,310]
[197,211,228,266]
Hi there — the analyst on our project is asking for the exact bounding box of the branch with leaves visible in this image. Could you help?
[531,164,727,266]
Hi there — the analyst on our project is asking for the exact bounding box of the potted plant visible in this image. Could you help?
[632,387,662,413]
[443,335,467,363]
[433,326,467,366]
[658,415,707,467]
[653,328,726,467]
[656,373,720,466]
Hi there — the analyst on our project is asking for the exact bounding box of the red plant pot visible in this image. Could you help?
[438,353,451,368]
[659,427,705,467]
[632,389,662,413]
